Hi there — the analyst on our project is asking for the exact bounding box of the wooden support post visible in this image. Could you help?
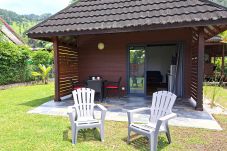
[196,27,204,111]
[53,37,61,102]
[221,43,225,76]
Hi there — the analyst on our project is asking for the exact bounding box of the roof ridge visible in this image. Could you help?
[55,3,215,18]
[39,10,225,27]
[72,0,181,8]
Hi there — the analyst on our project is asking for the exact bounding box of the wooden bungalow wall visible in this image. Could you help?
[77,28,192,96]
[53,28,204,110]
[53,38,79,101]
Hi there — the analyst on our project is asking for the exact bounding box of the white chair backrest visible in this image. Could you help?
[72,88,95,121]
[150,91,177,123]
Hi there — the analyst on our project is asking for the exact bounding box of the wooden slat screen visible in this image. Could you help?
[58,45,79,97]
[190,28,199,102]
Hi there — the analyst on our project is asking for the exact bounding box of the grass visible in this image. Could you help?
[0,83,226,151]
[204,86,227,108]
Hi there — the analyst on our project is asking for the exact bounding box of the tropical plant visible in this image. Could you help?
[32,64,52,84]
[210,85,220,108]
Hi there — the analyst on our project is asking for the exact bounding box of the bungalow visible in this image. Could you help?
[27,0,227,111]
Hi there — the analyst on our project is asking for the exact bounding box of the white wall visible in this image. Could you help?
[146,45,177,82]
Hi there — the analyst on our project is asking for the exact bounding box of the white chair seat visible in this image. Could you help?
[131,123,166,132]
[75,119,100,125]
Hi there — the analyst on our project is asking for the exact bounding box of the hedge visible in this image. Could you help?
[0,42,53,85]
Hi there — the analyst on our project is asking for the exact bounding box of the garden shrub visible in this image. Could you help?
[0,42,54,85]
[31,50,53,67]
[0,42,32,85]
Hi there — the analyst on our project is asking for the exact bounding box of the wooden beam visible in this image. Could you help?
[222,43,225,76]
[196,27,205,111]
[53,36,61,102]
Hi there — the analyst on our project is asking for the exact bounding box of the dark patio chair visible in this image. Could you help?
[87,80,104,101]
[104,77,122,98]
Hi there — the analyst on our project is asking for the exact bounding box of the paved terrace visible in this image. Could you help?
[28,96,222,130]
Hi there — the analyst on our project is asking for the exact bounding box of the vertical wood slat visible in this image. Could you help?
[196,27,205,110]
[58,44,79,98]
[190,27,204,111]
[53,37,61,101]
[190,28,198,103]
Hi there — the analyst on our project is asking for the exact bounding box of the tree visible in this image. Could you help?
[32,64,52,84]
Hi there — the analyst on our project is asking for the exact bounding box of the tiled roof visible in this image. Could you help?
[28,0,227,37]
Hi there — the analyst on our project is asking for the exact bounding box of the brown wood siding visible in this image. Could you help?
[58,44,79,97]
[191,30,199,101]
[77,28,192,96]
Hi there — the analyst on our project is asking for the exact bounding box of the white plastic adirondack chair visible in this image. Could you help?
[67,88,107,144]
[127,91,177,151]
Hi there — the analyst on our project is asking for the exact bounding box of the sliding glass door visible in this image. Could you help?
[129,47,145,94]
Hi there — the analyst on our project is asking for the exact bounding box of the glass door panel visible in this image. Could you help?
[129,48,145,94]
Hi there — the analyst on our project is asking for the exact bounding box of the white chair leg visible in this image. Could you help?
[72,126,78,144]
[149,133,158,151]
[165,124,171,144]
[100,124,104,142]
[127,129,131,144]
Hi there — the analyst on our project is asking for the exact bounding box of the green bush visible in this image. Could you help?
[0,42,32,85]
[31,50,53,67]
[0,42,54,85]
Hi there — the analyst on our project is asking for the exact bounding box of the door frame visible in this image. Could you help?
[127,45,147,96]
[127,42,183,97]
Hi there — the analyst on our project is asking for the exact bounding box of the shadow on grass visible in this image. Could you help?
[63,127,101,143]
[19,95,53,107]
[122,134,169,151]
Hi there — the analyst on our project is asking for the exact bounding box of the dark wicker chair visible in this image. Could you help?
[104,77,122,98]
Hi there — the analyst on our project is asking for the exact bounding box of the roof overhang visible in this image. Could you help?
[28,19,227,42]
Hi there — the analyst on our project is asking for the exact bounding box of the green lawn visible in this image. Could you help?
[204,86,227,108]
[0,84,227,151]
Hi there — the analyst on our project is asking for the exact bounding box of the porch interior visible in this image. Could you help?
[28,96,222,130]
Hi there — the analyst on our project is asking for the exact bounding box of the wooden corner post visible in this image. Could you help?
[53,36,61,102]
[196,27,204,111]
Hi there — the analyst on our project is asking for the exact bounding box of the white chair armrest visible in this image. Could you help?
[67,106,76,126]
[67,106,76,114]
[95,104,107,111]
[159,113,177,122]
[127,107,150,113]
[95,104,107,122]
[127,107,150,125]
[155,113,177,133]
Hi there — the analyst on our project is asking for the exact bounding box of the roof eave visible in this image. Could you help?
[28,19,227,40]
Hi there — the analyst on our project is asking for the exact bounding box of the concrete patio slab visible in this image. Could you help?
[28,96,222,130]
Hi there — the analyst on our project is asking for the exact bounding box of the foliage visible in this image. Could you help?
[130,50,145,64]
[32,64,52,84]
[0,9,51,25]
[0,41,53,85]
[31,50,53,67]
[0,42,32,85]
[0,8,52,48]
[204,85,227,108]
[212,57,227,74]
